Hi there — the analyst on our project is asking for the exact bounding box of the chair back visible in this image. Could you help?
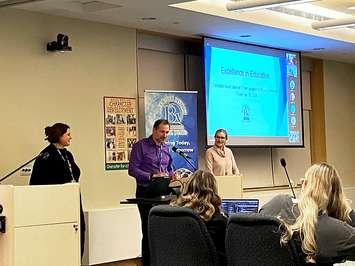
[226,213,304,266]
[148,205,220,266]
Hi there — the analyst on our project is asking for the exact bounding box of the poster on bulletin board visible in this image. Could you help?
[103,96,137,170]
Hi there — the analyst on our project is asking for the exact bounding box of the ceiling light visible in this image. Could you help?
[0,0,44,8]
[140,17,157,21]
[283,3,352,19]
[312,17,355,30]
[226,0,318,12]
[81,1,123,12]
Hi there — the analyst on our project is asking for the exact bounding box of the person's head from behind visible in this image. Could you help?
[282,163,351,263]
[172,170,221,221]
[45,123,71,147]
[214,129,228,148]
[300,163,350,219]
[152,119,170,144]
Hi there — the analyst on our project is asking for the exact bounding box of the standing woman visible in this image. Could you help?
[30,122,85,259]
[206,129,240,176]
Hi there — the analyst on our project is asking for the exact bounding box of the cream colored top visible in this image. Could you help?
[205,146,240,176]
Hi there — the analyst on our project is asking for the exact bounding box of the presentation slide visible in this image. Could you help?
[204,38,303,146]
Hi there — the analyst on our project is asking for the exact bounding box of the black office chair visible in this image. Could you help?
[148,205,220,266]
[225,213,304,266]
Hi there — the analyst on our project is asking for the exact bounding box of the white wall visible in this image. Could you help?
[323,60,355,187]
[0,9,137,209]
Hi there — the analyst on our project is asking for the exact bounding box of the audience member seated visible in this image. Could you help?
[260,163,355,264]
[171,170,227,265]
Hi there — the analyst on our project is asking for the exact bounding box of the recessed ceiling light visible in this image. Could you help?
[81,1,123,12]
[140,17,157,21]
[239,34,252,38]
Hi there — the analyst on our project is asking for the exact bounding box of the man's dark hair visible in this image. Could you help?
[45,123,70,143]
[153,119,170,129]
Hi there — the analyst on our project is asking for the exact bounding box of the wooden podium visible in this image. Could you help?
[215,174,243,199]
[0,184,81,266]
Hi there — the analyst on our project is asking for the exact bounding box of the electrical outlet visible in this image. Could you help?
[20,167,32,176]
[0,216,5,233]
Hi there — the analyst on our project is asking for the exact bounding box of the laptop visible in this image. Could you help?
[221,199,259,216]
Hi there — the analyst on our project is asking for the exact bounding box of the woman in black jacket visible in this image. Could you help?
[30,122,85,259]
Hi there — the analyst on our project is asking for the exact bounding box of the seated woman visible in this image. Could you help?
[260,163,355,264]
[171,170,227,265]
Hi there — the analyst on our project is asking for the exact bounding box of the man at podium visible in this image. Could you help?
[29,123,85,259]
[128,119,174,266]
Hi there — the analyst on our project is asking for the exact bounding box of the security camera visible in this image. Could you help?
[47,33,72,52]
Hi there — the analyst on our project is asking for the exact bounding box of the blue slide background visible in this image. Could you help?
[205,46,288,137]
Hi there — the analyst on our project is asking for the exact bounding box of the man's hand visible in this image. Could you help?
[151,172,169,179]
[170,172,178,181]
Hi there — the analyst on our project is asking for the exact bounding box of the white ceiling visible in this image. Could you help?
[8,0,355,63]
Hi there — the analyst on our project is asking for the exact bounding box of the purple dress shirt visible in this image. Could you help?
[128,135,173,186]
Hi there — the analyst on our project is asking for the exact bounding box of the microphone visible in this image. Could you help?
[280,158,286,168]
[279,158,296,199]
[39,152,50,159]
[0,151,48,183]
[172,146,192,159]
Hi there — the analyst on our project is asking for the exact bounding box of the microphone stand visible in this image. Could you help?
[0,154,40,233]
[0,154,40,183]
[0,152,43,234]
[179,154,197,172]
[281,166,296,199]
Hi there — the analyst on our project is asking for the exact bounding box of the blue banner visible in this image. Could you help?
[145,90,198,173]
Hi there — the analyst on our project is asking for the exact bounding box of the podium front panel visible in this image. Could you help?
[0,184,81,266]
[215,175,243,199]
[13,184,80,227]
[0,186,14,266]
[14,222,80,266]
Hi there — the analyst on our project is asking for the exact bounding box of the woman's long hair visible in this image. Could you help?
[281,163,352,263]
[171,170,222,221]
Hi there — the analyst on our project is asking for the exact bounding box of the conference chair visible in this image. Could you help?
[225,213,304,266]
[148,205,221,266]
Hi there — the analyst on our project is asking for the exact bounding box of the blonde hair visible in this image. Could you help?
[171,170,222,221]
[281,163,352,263]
